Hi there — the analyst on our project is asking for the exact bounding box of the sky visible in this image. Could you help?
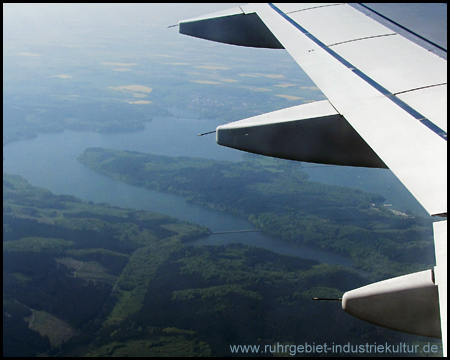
[3,3,279,88]
[3,4,247,73]
[3,4,245,37]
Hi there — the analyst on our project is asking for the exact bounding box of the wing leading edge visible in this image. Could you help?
[179,3,447,355]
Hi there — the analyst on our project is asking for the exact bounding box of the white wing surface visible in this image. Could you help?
[179,3,447,355]
[251,3,447,216]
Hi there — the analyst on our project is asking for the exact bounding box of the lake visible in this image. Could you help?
[2,114,425,269]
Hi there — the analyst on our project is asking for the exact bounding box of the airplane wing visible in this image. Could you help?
[179,3,447,355]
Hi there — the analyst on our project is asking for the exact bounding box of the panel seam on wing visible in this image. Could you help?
[356,3,447,54]
[285,4,343,15]
[326,100,341,116]
[327,33,396,47]
[393,83,447,96]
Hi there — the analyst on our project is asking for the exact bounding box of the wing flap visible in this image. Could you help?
[331,35,447,94]
[264,4,341,14]
[275,3,447,89]
[284,4,396,46]
[280,3,447,94]
[397,84,447,133]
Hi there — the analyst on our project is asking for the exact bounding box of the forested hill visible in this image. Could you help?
[3,174,441,356]
[78,148,436,282]
[3,173,206,356]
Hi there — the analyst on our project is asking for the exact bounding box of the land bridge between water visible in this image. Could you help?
[209,229,261,235]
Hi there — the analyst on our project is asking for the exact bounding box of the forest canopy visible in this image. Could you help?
[78,148,436,281]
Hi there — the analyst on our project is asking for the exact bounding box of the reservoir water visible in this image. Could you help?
[3,115,425,269]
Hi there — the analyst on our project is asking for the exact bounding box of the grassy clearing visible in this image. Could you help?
[29,310,75,346]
